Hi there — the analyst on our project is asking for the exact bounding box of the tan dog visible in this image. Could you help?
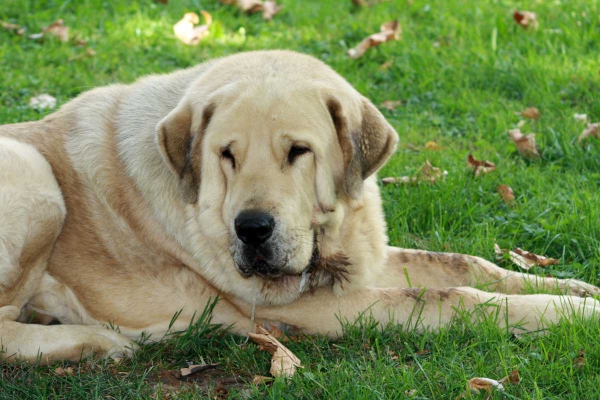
[0,51,598,365]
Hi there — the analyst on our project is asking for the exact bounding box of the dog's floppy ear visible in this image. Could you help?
[157,102,215,203]
[328,96,399,199]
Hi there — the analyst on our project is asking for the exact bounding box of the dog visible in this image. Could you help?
[1,50,598,365]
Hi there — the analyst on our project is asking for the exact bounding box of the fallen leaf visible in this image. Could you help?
[415,349,430,357]
[54,366,74,376]
[578,122,599,143]
[425,141,439,150]
[264,324,285,340]
[574,113,588,123]
[381,176,413,185]
[154,0,168,3]
[498,369,521,385]
[351,0,365,5]
[180,363,220,377]
[467,154,496,176]
[247,326,301,378]
[497,184,515,204]
[220,0,280,20]
[468,377,504,393]
[381,160,447,186]
[513,10,538,29]
[29,94,57,110]
[173,11,212,45]
[494,243,505,262]
[69,47,96,62]
[28,19,70,42]
[348,20,401,59]
[236,0,264,13]
[379,59,393,70]
[262,1,281,21]
[574,350,586,369]
[404,389,417,397]
[1,20,25,35]
[46,19,69,42]
[510,248,558,270]
[380,100,401,110]
[251,375,273,384]
[520,107,540,120]
[494,245,558,269]
[508,129,540,159]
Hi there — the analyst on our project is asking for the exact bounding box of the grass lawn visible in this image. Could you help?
[1,0,600,398]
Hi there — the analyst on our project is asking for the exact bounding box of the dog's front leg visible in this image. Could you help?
[255,286,600,337]
[378,247,599,297]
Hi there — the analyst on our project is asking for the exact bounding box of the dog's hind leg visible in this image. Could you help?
[0,138,134,365]
[378,246,599,297]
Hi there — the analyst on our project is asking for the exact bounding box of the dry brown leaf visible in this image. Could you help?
[510,248,558,270]
[508,129,540,159]
[348,20,401,59]
[264,324,285,340]
[497,184,515,204]
[247,326,301,377]
[520,107,540,120]
[494,243,505,262]
[578,122,599,143]
[574,350,586,369]
[69,47,96,62]
[154,0,168,3]
[29,19,69,42]
[237,0,265,13]
[513,10,538,29]
[425,141,439,150]
[415,349,430,357]
[262,1,281,21]
[54,366,74,376]
[498,369,521,385]
[221,0,280,20]
[29,94,57,110]
[494,245,557,269]
[380,100,401,110]
[467,154,496,176]
[251,375,273,384]
[379,59,393,70]
[468,377,504,393]
[44,19,69,42]
[381,176,413,185]
[1,20,25,35]
[173,11,212,45]
[180,363,220,377]
[381,160,447,186]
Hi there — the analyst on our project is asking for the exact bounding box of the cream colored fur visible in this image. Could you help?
[0,51,598,365]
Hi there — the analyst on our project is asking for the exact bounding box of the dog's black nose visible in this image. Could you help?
[235,211,275,246]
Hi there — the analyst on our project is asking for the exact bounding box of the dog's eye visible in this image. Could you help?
[288,146,311,164]
[221,148,235,168]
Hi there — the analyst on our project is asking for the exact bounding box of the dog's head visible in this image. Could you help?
[156,51,398,305]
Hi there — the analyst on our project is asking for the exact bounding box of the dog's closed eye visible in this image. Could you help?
[221,148,236,168]
[288,146,311,164]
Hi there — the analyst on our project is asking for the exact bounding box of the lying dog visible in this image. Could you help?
[0,50,598,364]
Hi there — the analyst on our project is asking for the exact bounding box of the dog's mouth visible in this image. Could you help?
[234,243,351,293]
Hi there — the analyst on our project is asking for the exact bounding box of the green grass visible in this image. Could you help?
[2,0,600,398]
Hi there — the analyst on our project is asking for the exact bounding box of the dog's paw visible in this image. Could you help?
[559,279,600,298]
[91,328,138,359]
